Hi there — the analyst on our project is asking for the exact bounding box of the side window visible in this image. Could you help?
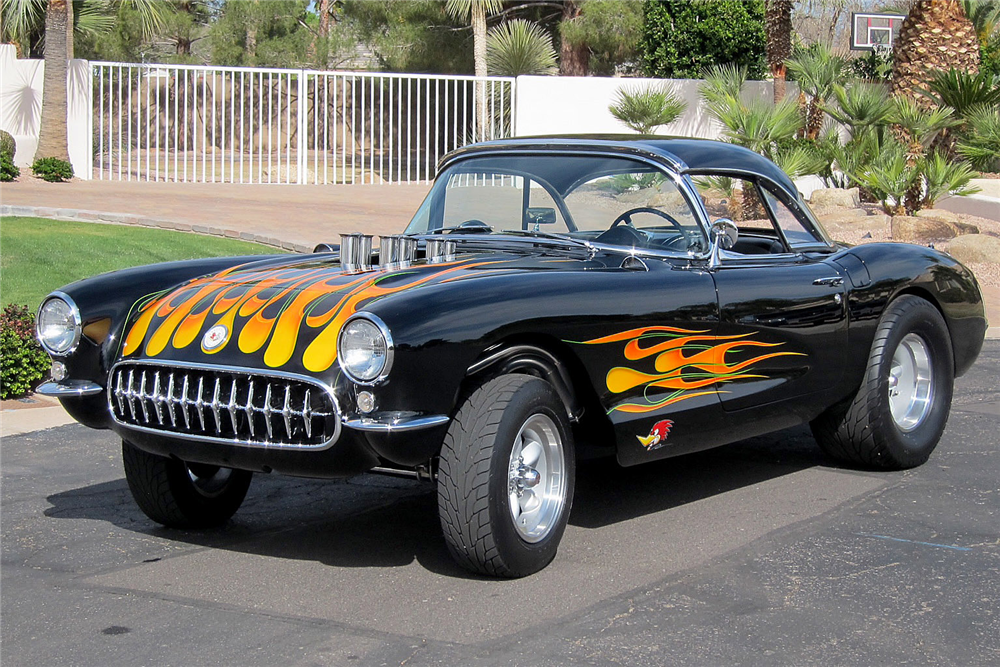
[694,176,782,254]
[441,172,523,229]
[759,187,823,248]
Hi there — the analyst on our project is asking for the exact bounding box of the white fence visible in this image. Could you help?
[91,62,516,184]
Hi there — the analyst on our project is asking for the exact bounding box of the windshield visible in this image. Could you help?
[404,154,708,254]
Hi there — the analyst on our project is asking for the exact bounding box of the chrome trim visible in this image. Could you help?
[36,291,83,357]
[344,414,450,433]
[108,360,342,451]
[36,379,104,397]
[337,312,395,386]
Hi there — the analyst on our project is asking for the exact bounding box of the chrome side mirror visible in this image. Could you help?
[709,218,738,268]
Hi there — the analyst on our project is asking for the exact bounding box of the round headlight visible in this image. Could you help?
[337,315,393,383]
[37,295,81,355]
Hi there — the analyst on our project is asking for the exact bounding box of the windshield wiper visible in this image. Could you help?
[415,221,494,235]
[499,229,594,250]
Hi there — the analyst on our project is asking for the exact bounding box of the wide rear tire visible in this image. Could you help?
[122,440,252,528]
[437,374,575,577]
[811,295,954,470]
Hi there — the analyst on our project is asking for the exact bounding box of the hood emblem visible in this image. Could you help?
[202,324,230,351]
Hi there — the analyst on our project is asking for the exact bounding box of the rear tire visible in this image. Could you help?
[811,295,954,470]
[122,440,252,528]
[437,374,575,577]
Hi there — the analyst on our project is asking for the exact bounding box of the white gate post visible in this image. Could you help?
[297,70,306,184]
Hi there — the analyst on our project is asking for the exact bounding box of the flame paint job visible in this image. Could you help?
[122,257,503,372]
[570,326,804,415]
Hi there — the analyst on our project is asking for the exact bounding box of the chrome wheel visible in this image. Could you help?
[888,333,934,432]
[507,413,566,543]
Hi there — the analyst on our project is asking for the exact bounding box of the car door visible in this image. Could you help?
[704,177,848,415]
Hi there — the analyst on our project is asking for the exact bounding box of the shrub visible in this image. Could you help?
[0,304,51,400]
[31,157,74,182]
[0,153,19,182]
[643,0,766,80]
[0,129,15,160]
[957,104,1000,172]
[609,84,687,134]
[846,47,893,82]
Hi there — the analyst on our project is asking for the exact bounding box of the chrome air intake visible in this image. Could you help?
[109,360,341,449]
[425,238,457,263]
[379,235,417,268]
[339,233,374,271]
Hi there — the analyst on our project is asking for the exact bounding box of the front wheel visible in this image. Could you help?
[122,440,253,528]
[437,374,575,577]
[811,295,954,470]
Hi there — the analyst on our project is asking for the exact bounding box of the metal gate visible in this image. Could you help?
[91,62,516,184]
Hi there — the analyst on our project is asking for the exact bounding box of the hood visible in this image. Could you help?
[119,251,598,374]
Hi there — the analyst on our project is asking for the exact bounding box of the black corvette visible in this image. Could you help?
[36,137,987,577]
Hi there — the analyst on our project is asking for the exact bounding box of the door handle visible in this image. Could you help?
[813,276,844,287]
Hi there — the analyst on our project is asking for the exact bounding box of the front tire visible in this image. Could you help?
[437,374,575,577]
[811,295,954,470]
[122,440,252,528]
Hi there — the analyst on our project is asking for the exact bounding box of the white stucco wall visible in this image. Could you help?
[514,75,778,140]
[0,43,91,178]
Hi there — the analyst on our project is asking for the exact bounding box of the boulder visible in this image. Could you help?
[891,216,959,242]
[809,187,861,209]
[945,234,1000,263]
[915,208,960,223]
[814,207,869,223]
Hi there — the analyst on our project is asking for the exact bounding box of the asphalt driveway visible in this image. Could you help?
[2,342,998,666]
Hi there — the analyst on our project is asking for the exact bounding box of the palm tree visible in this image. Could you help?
[785,43,845,140]
[609,84,687,134]
[766,0,793,102]
[445,0,503,141]
[891,0,981,107]
[486,19,557,77]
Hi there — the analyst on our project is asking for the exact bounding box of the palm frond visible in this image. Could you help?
[485,18,557,76]
[609,84,687,134]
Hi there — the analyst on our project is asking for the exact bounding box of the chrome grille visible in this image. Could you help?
[109,361,340,449]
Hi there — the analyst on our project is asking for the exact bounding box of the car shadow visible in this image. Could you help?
[43,425,829,578]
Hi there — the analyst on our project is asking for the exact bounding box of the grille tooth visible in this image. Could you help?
[138,371,150,423]
[180,375,191,429]
[282,385,293,439]
[110,362,338,448]
[245,380,256,438]
[211,378,222,434]
[227,380,240,432]
[303,389,313,438]
[195,376,206,431]
[166,373,177,427]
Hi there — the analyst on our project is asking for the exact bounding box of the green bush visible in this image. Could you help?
[31,157,74,182]
[642,0,766,80]
[1,153,19,182]
[0,129,15,160]
[0,304,51,400]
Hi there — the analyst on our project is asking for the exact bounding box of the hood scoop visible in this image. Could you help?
[338,233,456,272]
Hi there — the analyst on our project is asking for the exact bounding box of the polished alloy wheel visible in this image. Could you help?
[507,413,566,543]
[888,333,934,432]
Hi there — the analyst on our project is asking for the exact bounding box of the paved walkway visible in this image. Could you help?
[1,178,432,252]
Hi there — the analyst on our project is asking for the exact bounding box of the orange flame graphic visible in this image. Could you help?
[571,326,803,414]
[123,258,500,372]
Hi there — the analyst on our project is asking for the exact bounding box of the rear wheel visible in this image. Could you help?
[811,295,954,470]
[122,440,252,528]
[437,374,575,577]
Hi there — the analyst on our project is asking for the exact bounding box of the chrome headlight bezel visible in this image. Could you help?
[337,313,394,385]
[36,292,83,356]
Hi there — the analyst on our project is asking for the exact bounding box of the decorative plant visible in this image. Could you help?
[0,153,19,182]
[956,103,1000,171]
[823,82,895,141]
[919,150,981,208]
[0,304,51,400]
[31,157,74,182]
[785,43,847,139]
[0,129,15,160]
[485,18,557,76]
[609,84,687,134]
[848,143,917,215]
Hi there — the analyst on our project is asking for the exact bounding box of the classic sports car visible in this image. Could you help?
[37,137,987,577]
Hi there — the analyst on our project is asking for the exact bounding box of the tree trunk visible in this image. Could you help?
[891,0,980,108]
[473,1,488,140]
[559,1,589,76]
[766,0,792,103]
[37,0,70,163]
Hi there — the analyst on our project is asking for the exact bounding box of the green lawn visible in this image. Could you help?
[1,217,285,311]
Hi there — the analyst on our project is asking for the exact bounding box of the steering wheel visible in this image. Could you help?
[611,207,685,233]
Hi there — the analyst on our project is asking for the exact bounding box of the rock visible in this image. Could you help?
[915,208,960,223]
[954,221,980,235]
[809,187,861,209]
[945,234,1000,263]
[891,215,959,242]
[814,207,869,224]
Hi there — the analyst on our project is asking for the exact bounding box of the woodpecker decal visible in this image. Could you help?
[637,419,673,450]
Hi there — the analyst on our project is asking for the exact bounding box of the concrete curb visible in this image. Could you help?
[1,204,312,254]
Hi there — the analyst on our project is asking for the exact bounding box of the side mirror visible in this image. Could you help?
[708,218,738,268]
